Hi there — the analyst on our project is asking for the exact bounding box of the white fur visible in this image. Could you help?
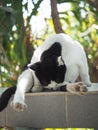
[57,56,64,66]
[31,33,91,86]
[11,33,91,111]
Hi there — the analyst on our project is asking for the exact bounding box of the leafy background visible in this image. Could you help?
[0,128,95,130]
[0,0,98,87]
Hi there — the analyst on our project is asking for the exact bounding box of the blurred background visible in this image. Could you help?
[0,0,98,87]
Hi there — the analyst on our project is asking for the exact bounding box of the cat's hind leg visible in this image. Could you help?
[78,60,91,87]
[10,69,33,111]
[66,82,88,93]
[56,81,88,93]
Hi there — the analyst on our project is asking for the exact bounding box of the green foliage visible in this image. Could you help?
[0,6,16,34]
[0,128,95,130]
[45,128,94,130]
[0,0,98,87]
[0,0,44,87]
[29,0,43,20]
[0,0,33,87]
[58,0,98,81]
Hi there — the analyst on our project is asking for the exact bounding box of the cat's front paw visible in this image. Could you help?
[10,101,27,112]
[48,81,57,88]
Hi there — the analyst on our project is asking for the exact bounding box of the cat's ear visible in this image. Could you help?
[57,56,64,66]
[27,62,41,71]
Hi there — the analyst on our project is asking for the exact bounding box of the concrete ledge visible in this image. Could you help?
[0,109,6,127]
[0,83,98,128]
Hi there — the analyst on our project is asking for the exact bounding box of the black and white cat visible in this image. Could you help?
[0,33,91,112]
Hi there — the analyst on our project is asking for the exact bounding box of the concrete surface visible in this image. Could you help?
[0,83,98,128]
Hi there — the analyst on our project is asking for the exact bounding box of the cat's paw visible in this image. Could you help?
[67,82,88,93]
[84,81,92,87]
[10,101,27,112]
[80,85,88,92]
[48,81,57,88]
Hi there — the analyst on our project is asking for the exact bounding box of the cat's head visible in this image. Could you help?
[28,56,66,86]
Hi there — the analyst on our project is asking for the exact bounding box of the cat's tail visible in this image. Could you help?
[0,86,16,112]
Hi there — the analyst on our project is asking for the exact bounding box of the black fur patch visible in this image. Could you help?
[0,86,16,112]
[29,42,66,86]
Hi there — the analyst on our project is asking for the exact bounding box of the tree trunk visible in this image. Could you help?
[87,0,98,11]
[50,0,64,33]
